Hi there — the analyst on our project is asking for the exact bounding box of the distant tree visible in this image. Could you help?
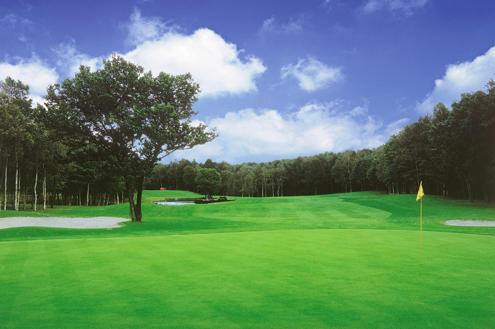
[332,150,356,193]
[0,77,33,210]
[45,55,216,221]
[203,158,216,169]
[183,165,198,192]
[144,163,168,190]
[195,168,221,199]
[220,169,235,196]
[449,89,495,201]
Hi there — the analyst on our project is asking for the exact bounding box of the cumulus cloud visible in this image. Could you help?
[123,8,177,46]
[416,45,495,114]
[362,0,428,14]
[121,11,266,97]
[47,10,266,99]
[281,57,344,91]
[172,102,406,163]
[52,41,104,78]
[0,55,58,103]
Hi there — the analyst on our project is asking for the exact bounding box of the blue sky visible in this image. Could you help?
[2,0,495,164]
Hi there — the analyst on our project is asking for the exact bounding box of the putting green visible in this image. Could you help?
[1,229,494,328]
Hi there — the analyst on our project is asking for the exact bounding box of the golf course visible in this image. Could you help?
[1,190,494,328]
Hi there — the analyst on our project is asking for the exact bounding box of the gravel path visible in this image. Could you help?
[444,220,495,227]
[0,217,130,229]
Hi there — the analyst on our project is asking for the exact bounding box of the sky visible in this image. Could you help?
[2,0,495,164]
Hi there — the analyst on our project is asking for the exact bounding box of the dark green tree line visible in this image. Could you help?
[3,73,494,209]
[148,79,495,202]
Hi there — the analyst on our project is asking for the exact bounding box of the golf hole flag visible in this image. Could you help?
[416,181,424,201]
[417,181,424,264]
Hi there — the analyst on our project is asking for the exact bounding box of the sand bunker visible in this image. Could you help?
[0,217,130,229]
[444,220,495,227]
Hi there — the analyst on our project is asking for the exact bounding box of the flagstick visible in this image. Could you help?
[420,197,423,265]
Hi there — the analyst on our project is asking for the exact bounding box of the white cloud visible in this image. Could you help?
[0,55,58,104]
[260,16,305,35]
[123,8,177,46]
[416,45,495,114]
[46,11,266,99]
[121,28,266,97]
[0,13,33,28]
[119,10,266,98]
[172,102,406,164]
[53,41,104,78]
[281,57,344,91]
[363,0,428,14]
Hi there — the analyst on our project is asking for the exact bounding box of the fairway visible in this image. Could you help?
[1,191,495,328]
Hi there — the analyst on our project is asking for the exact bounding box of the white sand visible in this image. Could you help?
[444,220,495,227]
[0,217,130,229]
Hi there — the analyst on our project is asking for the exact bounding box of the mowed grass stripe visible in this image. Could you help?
[1,229,494,328]
[2,192,495,240]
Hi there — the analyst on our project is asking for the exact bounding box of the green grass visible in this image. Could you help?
[1,191,495,328]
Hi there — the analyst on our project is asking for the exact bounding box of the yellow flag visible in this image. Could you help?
[416,181,424,201]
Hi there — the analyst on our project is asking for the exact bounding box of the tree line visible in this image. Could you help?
[0,55,214,221]
[1,67,494,216]
[147,81,495,202]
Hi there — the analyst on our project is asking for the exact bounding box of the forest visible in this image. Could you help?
[1,72,495,210]
[146,82,495,202]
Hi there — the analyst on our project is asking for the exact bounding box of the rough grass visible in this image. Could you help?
[1,191,495,328]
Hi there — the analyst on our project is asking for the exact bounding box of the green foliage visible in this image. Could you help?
[44,54,216,221]
[195,168,221,198]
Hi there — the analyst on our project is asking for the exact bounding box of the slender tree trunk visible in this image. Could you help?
[3,159,7,210]
[464,176,473,203]
[33,170,38,211]
[43,170,47,210]
[128,188,136,221]
[0,163,3,210]
[23,185,26,210]
[14,159,19,211]
[86,183,90,206]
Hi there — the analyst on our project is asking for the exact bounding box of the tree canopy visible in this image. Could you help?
[44,55,216,221]
[195,168,221,199]
[2,71,495,213]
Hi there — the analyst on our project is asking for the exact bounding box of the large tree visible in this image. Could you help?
[195,168,221,200]
[45,55,216,221]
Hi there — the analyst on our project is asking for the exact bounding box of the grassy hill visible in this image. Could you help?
[1,191,494,328]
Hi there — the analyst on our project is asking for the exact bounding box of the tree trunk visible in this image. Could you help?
[126,179,142,222]
[3,159,7,210]
[33,170,38,211]
[464,176,473,203]
[23,185,26,210]
[14,159,19,211]
[86,183,90,206]
[135,175,144,222]
[43,170,47,210]
[128,189,136,221]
